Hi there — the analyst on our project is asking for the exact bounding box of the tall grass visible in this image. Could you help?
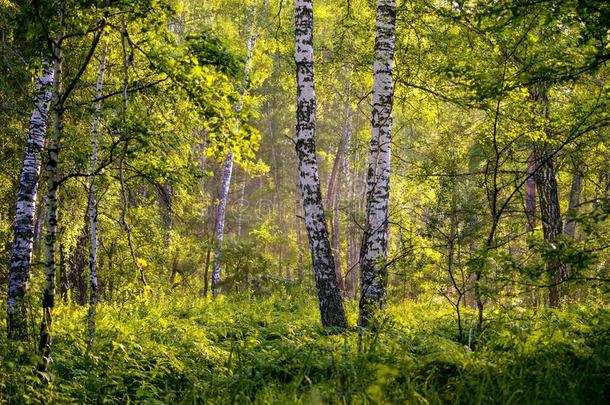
[1,290,608,403]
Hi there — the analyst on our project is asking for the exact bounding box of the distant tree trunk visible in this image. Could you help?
[202,246,211,297]
[345,133,361,300]
[530,83,565,308]
[69,220,89,306]
[58,240,68,302]
[211,152,234,296]
[344,147,357,299]
[236,177,246,236]
[358,0,396,329]
[526,151,537,232]
[330,98,352,293]
[211,17,258,297]
[294,0,346,328]
[564,166,583,240]
[332,175,344,291]
[325,96,351,209]
[295,184,305,282]
[87,41,106,344]
[118,19,146,286]
[6,59,55,339]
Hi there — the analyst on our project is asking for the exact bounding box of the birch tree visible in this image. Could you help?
[211,14,259,297]
[358,0,396,329]
[39,29,63,373]
[6,61,55,339]
[87,41,107,344]
[38,6,105,375]
[294,0,346,328]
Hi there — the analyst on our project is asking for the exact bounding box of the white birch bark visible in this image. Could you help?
[358,0,396,329]
[87,41,107,344]
[6,60,55,339]
[211,19,258,297]
[295,0,346,327]
[211,151,235,296]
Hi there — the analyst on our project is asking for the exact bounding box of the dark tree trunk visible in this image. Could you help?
[530,83,566,307]
[526,151,537,232]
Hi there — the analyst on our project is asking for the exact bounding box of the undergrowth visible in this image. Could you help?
[0,289,608,404]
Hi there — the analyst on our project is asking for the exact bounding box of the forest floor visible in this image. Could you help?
[0,289,609,404]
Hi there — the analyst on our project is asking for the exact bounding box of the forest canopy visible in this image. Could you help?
[0,0,609,403]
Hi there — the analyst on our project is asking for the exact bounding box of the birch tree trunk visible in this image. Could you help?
[211,151,234,296]
[87,41,107,344]
[6,60,55,339]
[295,0,346,327]
[358,0,396,329]
[39,31,64,377]
[211,20,258,297]
[530,83,565,308]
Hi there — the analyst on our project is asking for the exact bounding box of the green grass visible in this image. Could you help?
[1,290,609,404]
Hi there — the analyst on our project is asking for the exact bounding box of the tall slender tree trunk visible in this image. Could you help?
[69,218,89,305]
[332,174,344,292]
[212,18,258,297]
[530,83,565,307]
[38,20,65,377]
[526,151,537,232]
[329,97,352,293]
[87,41,107,344]
[294,0,346,328]
[118,19,146,286]
[345,146,356,299]
[295,184,305,282]
[345,134,361,300]
[325,85,351,209]
[211,151,234,296]
[358,0,396,329]
[6,60,55,339]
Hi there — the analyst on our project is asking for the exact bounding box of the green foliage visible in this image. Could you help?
[185,28,244,79]
[1,293,608,403]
